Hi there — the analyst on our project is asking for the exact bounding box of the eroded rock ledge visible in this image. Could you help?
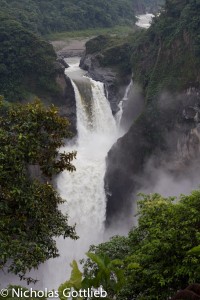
[54,60,76,134]
[80,35,132,115]
[105,88,200,227]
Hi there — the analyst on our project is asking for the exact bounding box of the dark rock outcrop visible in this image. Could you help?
[104,1,200,227]
[57,58,70,69]
[172,284,200,299]
[80,54,129,114]
[55,69,76,134]
[80,36,132,115]
[105,89,200,226]
[105,112,153,226]
[51,60,76,134]
[133,1,146,14]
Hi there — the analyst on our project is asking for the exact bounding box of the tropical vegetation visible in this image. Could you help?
[2,0,200,299]
[0,0,136,35]
[131,0,200,101]
[0,15,60,102]
[0,98,77,281]
[59,191,200,299]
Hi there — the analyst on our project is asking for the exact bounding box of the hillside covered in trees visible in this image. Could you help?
[0,0,136,103]
[0,0,165,103]
[0,0,136,35]
[131,0,200,100]
[0,14,60,102]
[0,0,164,35]
[3,0,200,298]
[101,0,200,224]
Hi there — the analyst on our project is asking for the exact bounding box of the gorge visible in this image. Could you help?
[0,52,135,289]
[1,1,200,299]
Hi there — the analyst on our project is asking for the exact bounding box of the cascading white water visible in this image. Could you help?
[136,13,154,28]
[58,77,117,232]
[0,57,130,290]
[115,80,133,126]
[38,58,118,289]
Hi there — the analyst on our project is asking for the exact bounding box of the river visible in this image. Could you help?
[0,14,153,292]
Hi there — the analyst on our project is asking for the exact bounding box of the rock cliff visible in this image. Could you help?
[80,35,132,114]
[104,0,200,226]
[55,61,76,134]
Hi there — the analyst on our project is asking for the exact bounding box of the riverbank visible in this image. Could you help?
[51,38,89,58]
[48,25,136,57]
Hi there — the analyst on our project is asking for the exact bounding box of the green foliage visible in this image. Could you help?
[118,0,200,161]
[46,26,136,41]
[84,34,134,77]
[84,252,125,294]
[0,16,60,102]
[0,0,136,35]
[90,235,130,261]
[0,0,137,103]
[82,191,200,299]
[142,0,165,12]
[131,0,200,101]
[0,99,77,278]
[188,245,200,256]
[59,261,83,300]
[59,253,125,300]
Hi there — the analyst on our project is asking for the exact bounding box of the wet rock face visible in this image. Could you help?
[53,61,76,134]
[105,115,153,227]
[174,89,200,168]
[80,52,131,115]
[57,73,76,135]
[57,58,70,69]
[105,89,200,227]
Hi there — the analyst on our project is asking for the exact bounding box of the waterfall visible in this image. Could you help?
[39,58,118,289]
[0,57,129,290]
[115,80,133,126]
[136,13,154,28]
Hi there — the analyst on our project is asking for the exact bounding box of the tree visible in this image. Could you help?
[0,98,77,281]
[59,253,124,300]
[0,15,58,102]
[0,0,136,35]
[81,191,200,299]
[122,192,200,299]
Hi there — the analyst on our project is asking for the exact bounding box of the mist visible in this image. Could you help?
[105,87,200,234]
[136,157,200,198]
[119,82,145,134]
[135,89,200,206]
